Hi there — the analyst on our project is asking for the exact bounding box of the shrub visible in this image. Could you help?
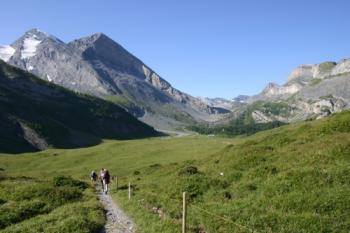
[133,170,141,175]
[181,175,209,199]
[178,166,199,176]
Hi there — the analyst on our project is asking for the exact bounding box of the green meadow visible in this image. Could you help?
[1,111,350,233]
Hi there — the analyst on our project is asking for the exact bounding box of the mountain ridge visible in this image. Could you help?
[0,60,158,153]
[0,29,229,130]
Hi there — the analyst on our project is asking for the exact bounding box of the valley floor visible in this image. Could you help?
[1,111,350,232]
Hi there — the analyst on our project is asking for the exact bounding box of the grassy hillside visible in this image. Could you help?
[0,61,158,153]
[0,111,349,232]
[114,111,349,233]
[0,174,104,233]
[0,136,228,232]
[0,136,228,178]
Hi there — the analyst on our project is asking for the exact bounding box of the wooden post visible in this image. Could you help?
[128,182,131,200]
[182,192,187,233]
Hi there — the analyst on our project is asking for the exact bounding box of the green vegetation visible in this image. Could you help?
[310,78,322,86]
[319,94,334,100]
[159,104,195,124]
[189,102,288,136]
[257,101,292,117]
[104,95,145,117]
[0,174,104,233]
[0,61,158,153]
[1,111,350,232]
[0,136,227,178]
[188,119,286,137]
[318,62,336,74]
[113,111,350,233]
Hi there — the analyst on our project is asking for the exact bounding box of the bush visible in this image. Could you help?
[178,166,199,176]
[133,170,140,175]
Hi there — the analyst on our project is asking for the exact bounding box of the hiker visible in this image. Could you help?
[90,170,97,183]
[99,168,105,192]
[103,168,110,194]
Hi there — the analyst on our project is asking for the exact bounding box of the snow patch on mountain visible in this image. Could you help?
[46,74,52,82]
[21,35,42,59]
[0,45,15,62]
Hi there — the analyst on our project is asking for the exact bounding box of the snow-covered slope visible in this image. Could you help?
[0,45,15,62]
[20,34,42,59]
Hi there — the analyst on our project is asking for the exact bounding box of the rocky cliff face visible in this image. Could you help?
[0,29,228,130]
[245,59,350,123]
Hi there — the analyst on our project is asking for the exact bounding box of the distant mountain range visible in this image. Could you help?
[202,58,350,126]
[0,61,158,153]
[1,29,349,131]
[0,29,229,131]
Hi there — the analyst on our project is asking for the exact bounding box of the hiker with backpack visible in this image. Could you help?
[90,170,97,184]
[102,168,110,194]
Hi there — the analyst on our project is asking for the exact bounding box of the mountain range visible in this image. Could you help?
[0,29,229,131]
[1,29,350,131]
[203,60,350,123]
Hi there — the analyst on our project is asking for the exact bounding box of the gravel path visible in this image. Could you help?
[97,190,137,233]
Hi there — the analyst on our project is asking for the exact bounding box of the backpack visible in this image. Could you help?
[104,170,110,182]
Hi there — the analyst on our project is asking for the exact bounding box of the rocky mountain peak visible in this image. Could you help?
[19,29,63,44]
[24,28,49,39]
[263,82,280,91]
[69,32,116,51]
[89,32,109,41]
[287,64,315,83]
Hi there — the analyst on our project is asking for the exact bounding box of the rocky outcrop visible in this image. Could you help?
[19,122,49,150]
[241,58,350,124]
[287,62,337,83]
[331,59,350,76]
[251,110,274,123]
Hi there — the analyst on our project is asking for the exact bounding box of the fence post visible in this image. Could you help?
[182,192,187,233]
[128,182,131,200]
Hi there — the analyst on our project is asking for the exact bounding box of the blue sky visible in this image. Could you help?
[1,0,350,99]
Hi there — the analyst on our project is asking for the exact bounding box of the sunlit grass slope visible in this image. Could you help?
[1,111,350,233]
[0,175,104,233]
[0,135,230,232]
[0,136,229,179]
[113,111,350,233]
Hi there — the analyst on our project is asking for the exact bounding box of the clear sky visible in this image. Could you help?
[1,0,350,99]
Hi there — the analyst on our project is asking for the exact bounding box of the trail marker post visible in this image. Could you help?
[128,182,131,200]
[182,192,187,233]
